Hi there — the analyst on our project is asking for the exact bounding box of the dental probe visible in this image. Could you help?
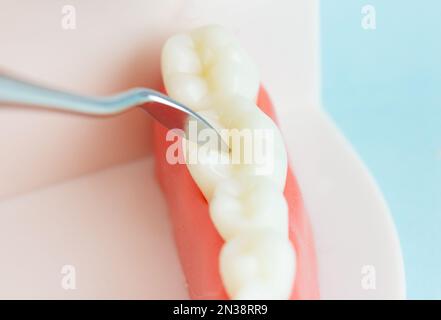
[0,74,228,151]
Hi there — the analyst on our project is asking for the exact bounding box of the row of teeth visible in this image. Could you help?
[161,25,296,299]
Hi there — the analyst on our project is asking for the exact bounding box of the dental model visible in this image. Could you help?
[154,25,319,299]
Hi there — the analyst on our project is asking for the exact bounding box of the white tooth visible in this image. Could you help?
[210,175,289,240]
[220,231,296,300]
[164,73,208,110]
[162,25,260,108]
[161,34,202,76]
[192,26,259,99]
[207,45,260,100]
[185,141,231,200]
[182,95,287,200]
[216,96,288,190]
[161,33,207,110]
[231,110,287,190]
[184,110,232,200]
[191,25,238,48]
[191,25,239,66]
[214,93,255,122]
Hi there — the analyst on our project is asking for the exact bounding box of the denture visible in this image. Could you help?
[153,25,319,299]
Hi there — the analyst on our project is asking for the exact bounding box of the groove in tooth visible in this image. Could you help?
[190,25,259,100]
[220,231,296,300]
[161,25,260,110]
[210,176,289,240]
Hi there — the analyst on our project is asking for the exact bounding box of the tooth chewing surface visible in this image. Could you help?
[220,231,296,300]
[162,25,295,299]
[210,175,289,241]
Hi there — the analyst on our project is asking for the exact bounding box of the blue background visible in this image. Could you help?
[320,0,441,298]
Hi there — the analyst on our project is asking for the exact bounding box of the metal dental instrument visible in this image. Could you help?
[0,74,228,151]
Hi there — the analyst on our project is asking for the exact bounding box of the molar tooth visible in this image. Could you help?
[162,25,260,106]
[185,142,231,200]
[210,176,289,240]
[207,45,259,100]
[191,25,239,59]
[220,231,296,300]
[214,95,256,126]
[231,110,287,189]
[161,34,202,76]
[216,96,288,190]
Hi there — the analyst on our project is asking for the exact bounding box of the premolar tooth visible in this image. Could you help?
[220,231,296,300]
[210,176,289,240]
